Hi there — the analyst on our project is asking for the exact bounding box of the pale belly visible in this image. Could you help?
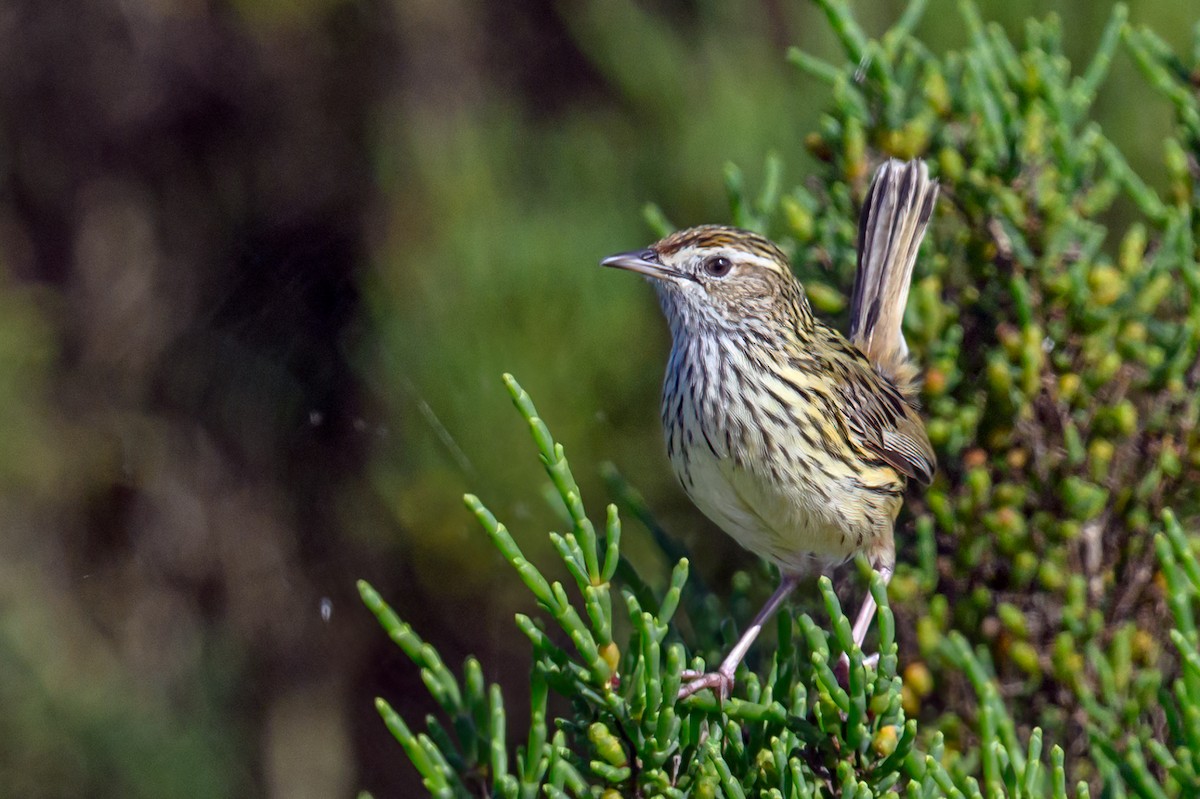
[664,393,901,576]
[678,441,866,574]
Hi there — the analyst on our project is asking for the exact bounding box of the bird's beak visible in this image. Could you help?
[600,249,682,282]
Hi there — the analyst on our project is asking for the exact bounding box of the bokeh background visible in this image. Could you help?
[0,0,1192,795]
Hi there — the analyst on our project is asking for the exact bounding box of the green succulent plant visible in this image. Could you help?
[360,372,1193,797]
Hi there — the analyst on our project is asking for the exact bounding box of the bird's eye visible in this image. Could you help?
[703,256,732,277]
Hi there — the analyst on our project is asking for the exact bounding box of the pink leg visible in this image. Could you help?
[678,574,801,701]
[837,564,893,683]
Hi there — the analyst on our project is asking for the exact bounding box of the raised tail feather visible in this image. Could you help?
[848,159,938,389]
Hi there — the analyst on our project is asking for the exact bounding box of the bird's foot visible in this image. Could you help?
[835,651,880,688]
[678,667,735,701]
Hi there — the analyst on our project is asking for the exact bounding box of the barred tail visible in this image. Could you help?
[848,159,938,386]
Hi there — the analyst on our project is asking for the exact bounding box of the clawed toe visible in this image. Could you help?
[677,669,735,701]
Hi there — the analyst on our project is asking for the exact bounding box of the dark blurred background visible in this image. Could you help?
[0,0,1190,795]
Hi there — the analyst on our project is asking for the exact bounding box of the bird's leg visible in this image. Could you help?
[836,564,893,685]
[678,573,801,701]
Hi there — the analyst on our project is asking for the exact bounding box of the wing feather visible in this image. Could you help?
[828,354,935,486]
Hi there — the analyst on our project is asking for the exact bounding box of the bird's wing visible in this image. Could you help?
[834,361,936,486]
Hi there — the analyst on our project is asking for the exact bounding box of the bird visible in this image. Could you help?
[601,159,938,700]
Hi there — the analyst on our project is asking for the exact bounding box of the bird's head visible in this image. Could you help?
[601,225,812,337]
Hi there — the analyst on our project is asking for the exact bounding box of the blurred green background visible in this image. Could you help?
[0,0,1192,795]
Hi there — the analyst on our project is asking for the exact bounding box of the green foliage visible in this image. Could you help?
[362,1,1200,796]
[361,372,1130,797]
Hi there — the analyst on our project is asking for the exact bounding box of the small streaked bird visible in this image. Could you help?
[602,159,938,699]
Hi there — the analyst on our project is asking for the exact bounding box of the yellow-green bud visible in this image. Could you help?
[1090,351,1121,386]
[1038,560,1066,591]
[1166,138,1189,204]
[917,616,942,657]
[872,725,900,757]
[1120,320,1147,345]
[1111,400,1138,437]
[599,642,621,674]
[926,418,951,447]
[1135,273,1172,314]
[1062,476,1107,520]
[844,117,866,182]
[588,723,627,767]
[1057,519,1081,541]
[1013,550,1038,587]
[1087,264,1124,306]
[966,466,992,505]
[997,603,1028,638]
[1020,324,1045,396]
[1020,102,1047,157]
[887,116,931,160]
[1088,439,1114,482]
[987,354,1014,398]
[694,777,718,799]
[904,661,934,697]
[1132,629,1157,665]
[1011,640,1041,676]
[925,70,951,116]
[1058,373,1081,404]
[1161,445,1182,478]
[781,195,814,242]
[1119,224,1147,275]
